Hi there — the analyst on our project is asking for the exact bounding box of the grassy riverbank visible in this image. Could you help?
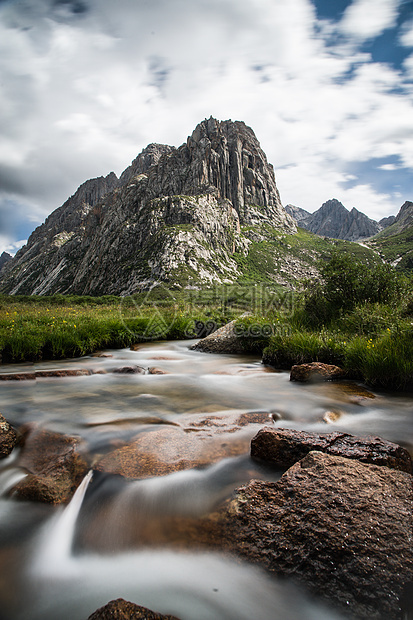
[236,255,413,390]
[1,256,412,389]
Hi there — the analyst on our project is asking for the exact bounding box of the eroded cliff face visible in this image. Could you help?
[1,118,296,295]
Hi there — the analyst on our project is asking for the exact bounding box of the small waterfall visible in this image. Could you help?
[32,470,93,577]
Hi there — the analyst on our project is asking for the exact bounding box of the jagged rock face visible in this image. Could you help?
[0,252,12,274]
[301,199,381,241]
[285,204,310,224]
[379,215,396,228]
[0,118,296,295]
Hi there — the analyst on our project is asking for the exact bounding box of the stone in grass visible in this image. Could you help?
[290,362,347,382]
[250,427,412,474]
[223,451,413,620]
[0,413,17,459]
[87,598,181,619]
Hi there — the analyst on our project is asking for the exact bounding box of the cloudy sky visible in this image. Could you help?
[1,0,412,254]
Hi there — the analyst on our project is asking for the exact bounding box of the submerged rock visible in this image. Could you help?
[87,598,180,620]
[13,428,89,504]
[250,427,413,473]
[223,451,413,619]
[95,411,272,479]
[112,366,146,374]
[290,362,347,382]
[0,413,17,458]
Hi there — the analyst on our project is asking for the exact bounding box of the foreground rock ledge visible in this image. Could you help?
[88,598,180,620]
[251,427,413,474]
[223,451,413,620]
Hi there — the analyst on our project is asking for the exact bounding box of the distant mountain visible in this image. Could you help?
[287,198,382,241]
[369,201,413,272]
[0,252,12,274]
[379,215,396,228]
[285,204,311,224]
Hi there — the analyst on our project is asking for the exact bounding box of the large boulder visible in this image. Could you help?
[290,362,347,382]
[13,427,89,504]
[251,427,413,473]
[0,413,17,458]
[190,320,244,354]
[87,598,180,619]
[223,451,413,619]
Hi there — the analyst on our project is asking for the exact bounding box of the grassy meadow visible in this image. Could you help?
[0,254,412,390]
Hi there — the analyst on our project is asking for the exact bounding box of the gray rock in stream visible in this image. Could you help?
[190,319,244,354]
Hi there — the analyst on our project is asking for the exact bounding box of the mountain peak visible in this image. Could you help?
[0,118,295,295]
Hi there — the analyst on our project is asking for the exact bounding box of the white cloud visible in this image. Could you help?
[378,163,398,170]
[400,20,413,47]
[339,0,400,40]
[0,0,411,253]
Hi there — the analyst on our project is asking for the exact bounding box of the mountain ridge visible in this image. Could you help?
[0,118,297,295]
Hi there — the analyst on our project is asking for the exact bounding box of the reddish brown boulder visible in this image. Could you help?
[0,413,17,458]
[87,598,180,619]
[290,362,347,382]
[13,428,89,504]
[223,451,413,620]
[251,427,413,473]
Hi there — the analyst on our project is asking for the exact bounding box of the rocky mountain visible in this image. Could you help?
[379,215,396,228]
[378,200,413,236]
[369,201,413,272]
[0,252,12,274]
[285,204,311,224]
[287,199,382,241]
[0,118,298,295]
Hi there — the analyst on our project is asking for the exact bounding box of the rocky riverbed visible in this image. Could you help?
[0,339,412,619]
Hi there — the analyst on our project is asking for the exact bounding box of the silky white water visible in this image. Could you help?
[0,339,411,619]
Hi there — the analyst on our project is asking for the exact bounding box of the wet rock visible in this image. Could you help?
[35,369,91,378]
[130,344,141,351]
[96,411,271,479]
[322,410,343,423]
[250,427,413,473]
[0,413,17,458]
[290,362,347,382]
[148,367,170,375]
[190,320,244,354]
[0,369,91,380]
[223,451,413,619]
[87,598,180,619]
[0,372,36,381]
[13,428,89,504]
[112,366,146,374]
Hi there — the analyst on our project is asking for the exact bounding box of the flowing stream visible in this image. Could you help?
[0,339,412,619]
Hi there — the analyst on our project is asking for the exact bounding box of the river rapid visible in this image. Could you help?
[0,339,412,620]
